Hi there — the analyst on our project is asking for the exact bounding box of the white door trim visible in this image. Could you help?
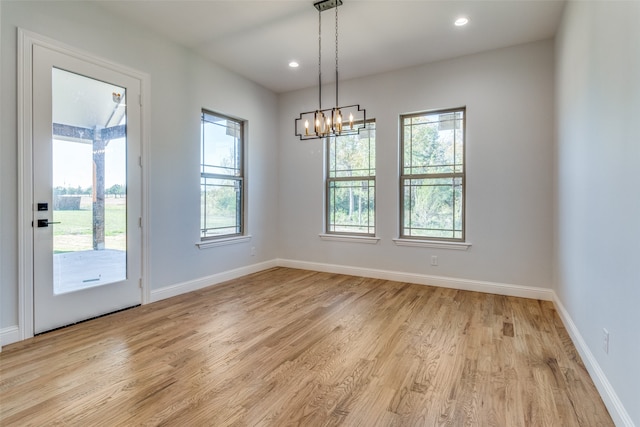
[17,29,151,341]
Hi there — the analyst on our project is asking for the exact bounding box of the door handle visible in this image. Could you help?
[37,219,61,228]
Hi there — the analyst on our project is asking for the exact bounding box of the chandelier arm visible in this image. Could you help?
[296,0,366,141]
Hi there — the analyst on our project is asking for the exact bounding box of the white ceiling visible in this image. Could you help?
[96,0,565,94]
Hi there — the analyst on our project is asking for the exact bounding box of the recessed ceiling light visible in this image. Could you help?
[454,17,469,27]
[289,61,300,68]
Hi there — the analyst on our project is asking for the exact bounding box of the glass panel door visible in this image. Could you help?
[52,68,128,294]
[32,43,142,334]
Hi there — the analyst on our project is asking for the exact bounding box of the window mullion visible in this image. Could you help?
[326,122,376,236]
[400,108,465,241]
[200,110,245,240]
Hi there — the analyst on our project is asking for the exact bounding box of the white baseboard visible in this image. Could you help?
[280,259,635,425]
[3,258,632,425]
[552,294,635,427]
[0,325,21,348]
[3,258,551,349]
[1,261,279,347]
[149,260,278,303]
[276,258,554,301]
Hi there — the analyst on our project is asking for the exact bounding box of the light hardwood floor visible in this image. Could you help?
[0,267,613,426]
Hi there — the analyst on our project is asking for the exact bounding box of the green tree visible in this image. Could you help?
[107,184,125,198]
[329,127,375,228]
[403,115,463,238]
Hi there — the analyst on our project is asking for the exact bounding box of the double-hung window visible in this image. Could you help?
[200,110,244,239]
[326,121,376,235]
[400,108,465,241]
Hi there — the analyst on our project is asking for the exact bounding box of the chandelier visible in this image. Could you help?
[294,0,367,140]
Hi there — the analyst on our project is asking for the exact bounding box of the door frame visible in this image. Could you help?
[18,29,151,340]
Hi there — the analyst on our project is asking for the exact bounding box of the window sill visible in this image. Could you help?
[319,234,380,244]
[392,238,471,250]
[196,235,252,249]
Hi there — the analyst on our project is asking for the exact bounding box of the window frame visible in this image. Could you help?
[200,109,246,241]
[325,120,376,237]
[399,107,466,242]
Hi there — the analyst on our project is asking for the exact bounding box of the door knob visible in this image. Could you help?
[37,219,61,228]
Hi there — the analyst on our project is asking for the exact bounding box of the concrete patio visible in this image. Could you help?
[54,249,126,294]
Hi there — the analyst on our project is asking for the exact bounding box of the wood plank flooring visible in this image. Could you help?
[0,267,613,426]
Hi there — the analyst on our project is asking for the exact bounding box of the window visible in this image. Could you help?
[200,110,244,239]
[400,108,465,241]
[326,121,376,235]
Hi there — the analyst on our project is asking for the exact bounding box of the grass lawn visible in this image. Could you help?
[53,197,127,253]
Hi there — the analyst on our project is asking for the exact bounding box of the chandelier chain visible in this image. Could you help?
[335,3,339,75]
[318,8,322,109]
[335,2,339,107]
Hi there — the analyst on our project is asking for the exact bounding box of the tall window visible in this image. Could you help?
[200,110,244,239]
[400,108,465,241]
[326,121,376,235]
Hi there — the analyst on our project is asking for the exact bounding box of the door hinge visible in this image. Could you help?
[138,156,142,167]
[139,94,142,106]
[139,278,143,289]
[138,217,142,228]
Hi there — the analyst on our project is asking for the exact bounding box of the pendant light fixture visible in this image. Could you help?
[294,0,366,140]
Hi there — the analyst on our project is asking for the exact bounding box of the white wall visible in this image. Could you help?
[0,1,279,334]
[555,2,640,425]
[1,1,636,423]
[278,40,555,290]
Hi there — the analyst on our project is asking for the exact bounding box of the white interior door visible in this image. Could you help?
[32,44,142,334]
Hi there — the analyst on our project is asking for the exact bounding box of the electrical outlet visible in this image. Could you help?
[251,246,256,256]
[602,328,609,354]
[431,255,438,266]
